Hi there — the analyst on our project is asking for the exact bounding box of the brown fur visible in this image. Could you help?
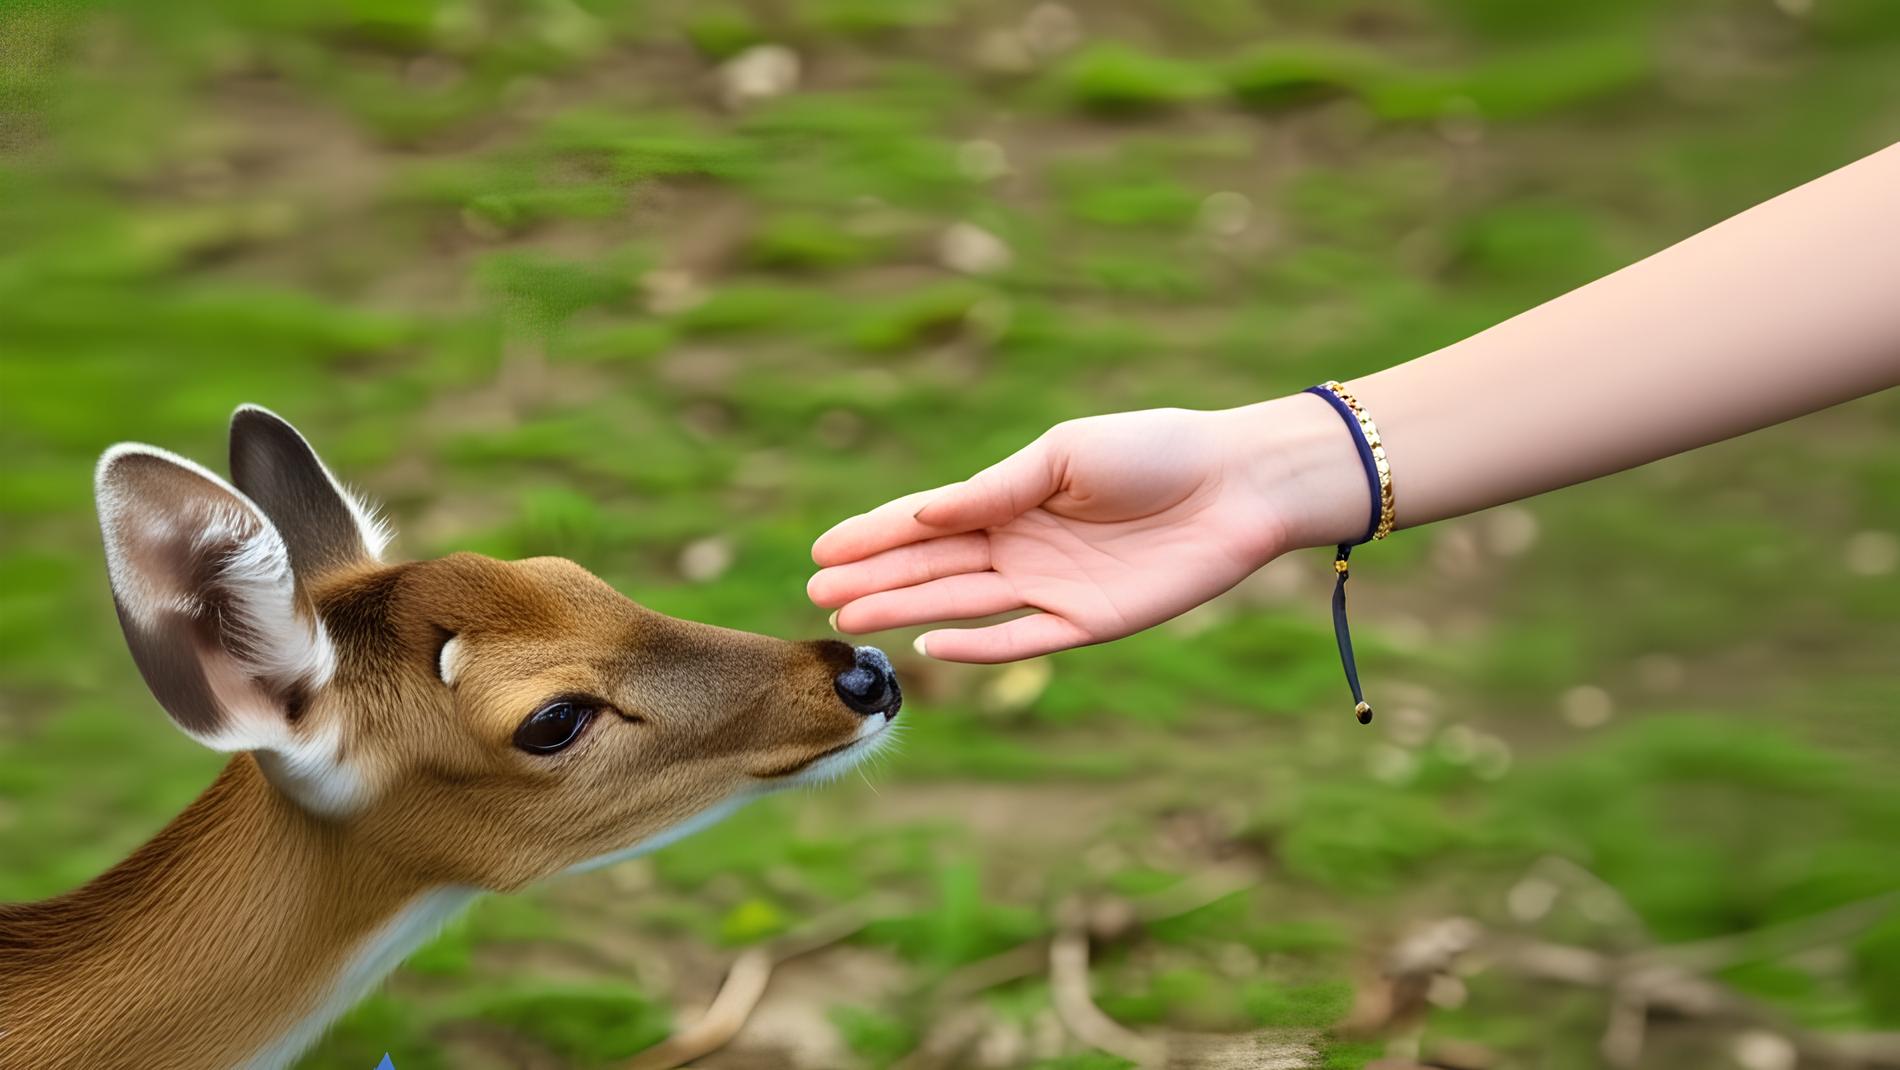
[0,534,873,1065]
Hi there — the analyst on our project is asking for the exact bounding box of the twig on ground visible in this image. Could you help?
[626,948,773,1070]
[1599,990,1646,1069]
[1359,889,1900,1070]
[626,900,892,1070]
[937,874,1254,1001]
[1049,911,1167,1069]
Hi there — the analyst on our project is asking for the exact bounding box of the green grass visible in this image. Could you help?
[3,0,1900,1066]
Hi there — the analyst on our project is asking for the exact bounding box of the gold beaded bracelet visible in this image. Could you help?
[1315,380,1395,540]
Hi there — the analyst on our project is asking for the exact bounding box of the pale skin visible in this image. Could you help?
[809,139,1900,664]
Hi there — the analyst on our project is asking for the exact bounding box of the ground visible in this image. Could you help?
[3,1,1900,1067]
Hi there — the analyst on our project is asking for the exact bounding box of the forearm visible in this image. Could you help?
[1296,140,1900,540]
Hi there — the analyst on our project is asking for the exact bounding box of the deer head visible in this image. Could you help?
[93,406,903,892]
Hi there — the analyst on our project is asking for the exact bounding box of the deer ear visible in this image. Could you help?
[229,404,390,579]
[96,444,336,755]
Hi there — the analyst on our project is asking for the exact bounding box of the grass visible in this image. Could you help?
[2,0,1900,1066]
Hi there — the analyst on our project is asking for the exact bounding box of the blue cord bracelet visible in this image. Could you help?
[1302,382,1392,725]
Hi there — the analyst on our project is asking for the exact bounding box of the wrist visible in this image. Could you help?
[1218,394,1373,552]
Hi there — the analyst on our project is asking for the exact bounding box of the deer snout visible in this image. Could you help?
[833,645,901,718]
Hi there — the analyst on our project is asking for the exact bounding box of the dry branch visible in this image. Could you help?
[1359,888,1900,1070]
[1049,917,1167,1068]
[626,900,891,1070]
[625,948,773,1070]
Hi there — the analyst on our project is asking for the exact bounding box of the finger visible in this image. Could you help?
[834,572,1022,634]
[811,485,957,567]
[806,533,991,609]
[915,613,1094,664]
[911,434,1063,533]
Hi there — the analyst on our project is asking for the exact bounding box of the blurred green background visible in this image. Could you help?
[4,0,1900,1067]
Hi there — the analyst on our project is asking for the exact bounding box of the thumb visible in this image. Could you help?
[912,432,1064,532]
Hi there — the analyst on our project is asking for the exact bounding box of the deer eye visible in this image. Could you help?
[514,700,595,755]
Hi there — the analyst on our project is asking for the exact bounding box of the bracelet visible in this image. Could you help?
[1301,380,1396,725]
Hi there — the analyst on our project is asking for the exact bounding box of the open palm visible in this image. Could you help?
[808,408,1295,662]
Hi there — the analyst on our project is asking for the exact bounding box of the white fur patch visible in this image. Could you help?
[255,719,366,817]
[437,634,464,686]
[784,714,899,788]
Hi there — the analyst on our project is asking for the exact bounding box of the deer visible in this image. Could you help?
[0,406,905,1070]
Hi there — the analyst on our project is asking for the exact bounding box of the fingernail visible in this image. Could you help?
[912,634,930,657]
[828,610,841,632]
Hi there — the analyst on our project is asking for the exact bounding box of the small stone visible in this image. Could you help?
[1845,529,1899,576]
[677,536,734,582]
[1507,876,1559,922]
[1021,2,1081,56]
[1732,1030,1798,1070]
[717,44,800,110]
[1431,525,1482,579]
[1576,888,1628,927]
[938,222,1013,275]
[641,269,705,314]
[958,139,1010,182]
[1482,506,1539,557]
[972,28,1035,74]
[1368,743,1418,785]
[1426,974,1468,1009]
[1199,191,1253,237]
[1560,685,1614,729]
[981,658,1053,712]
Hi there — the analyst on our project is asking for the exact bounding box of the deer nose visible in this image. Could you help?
[833,646,902,718]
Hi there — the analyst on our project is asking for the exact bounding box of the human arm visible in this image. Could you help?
[808,140,1900,663]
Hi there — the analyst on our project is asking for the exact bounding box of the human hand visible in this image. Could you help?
[807,397,1369,663]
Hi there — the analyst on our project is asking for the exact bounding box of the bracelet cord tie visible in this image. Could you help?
[1302,382,1394,726]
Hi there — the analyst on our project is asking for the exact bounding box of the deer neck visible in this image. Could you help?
[0,756,476,1070]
